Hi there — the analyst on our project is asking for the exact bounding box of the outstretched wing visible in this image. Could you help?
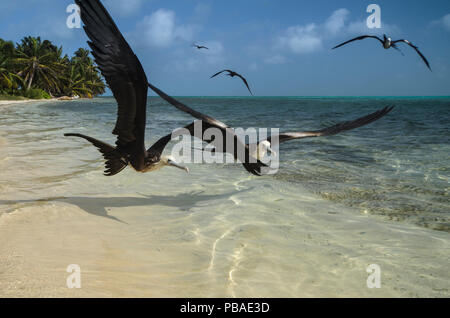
[267,106,394,145]
[392,39,431,71]
[236,73,253,95]
[148,82,228,129]
[75,0,149,148]
[332,35,383,49]
[210,70,231,78]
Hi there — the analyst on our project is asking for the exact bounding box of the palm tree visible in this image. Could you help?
[70,48,105,97]
[1,36,106,98]
[62,64,91,97]
[14,36,65,92]
[0,39,23,94]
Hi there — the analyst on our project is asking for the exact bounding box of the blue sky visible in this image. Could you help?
[1,0,450,96]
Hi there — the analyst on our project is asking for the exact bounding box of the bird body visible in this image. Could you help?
[250,140,276,160]
[192,43,209,50]
[333,34,431,70]
[383,35,392,49]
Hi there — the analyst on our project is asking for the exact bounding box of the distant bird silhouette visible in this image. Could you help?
[332,34,431,71]
[192,43,209,50]
[211,70,253,95]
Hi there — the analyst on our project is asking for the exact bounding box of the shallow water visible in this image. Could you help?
[0,97,449,297]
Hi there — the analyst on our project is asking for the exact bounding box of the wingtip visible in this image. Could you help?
[385,106,395,114]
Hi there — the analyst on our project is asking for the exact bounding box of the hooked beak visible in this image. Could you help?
[168,159,189,173]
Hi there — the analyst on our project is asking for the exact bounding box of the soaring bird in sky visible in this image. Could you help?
[210,70,253,95]
[332,34,431,71]
[192,43,209,50]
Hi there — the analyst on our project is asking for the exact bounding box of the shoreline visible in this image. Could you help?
[0,97,86,107]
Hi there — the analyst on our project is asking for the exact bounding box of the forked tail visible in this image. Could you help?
[64,133,128,176]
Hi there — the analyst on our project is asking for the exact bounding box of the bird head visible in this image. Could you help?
[161,155,189,173]
[258,140,277,159]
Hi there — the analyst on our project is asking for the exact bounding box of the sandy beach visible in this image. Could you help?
[0,98,76,108]
[0,99,449,297]
[0,100,42,107]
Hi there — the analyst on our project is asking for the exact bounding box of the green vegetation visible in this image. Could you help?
[0,36,105,99]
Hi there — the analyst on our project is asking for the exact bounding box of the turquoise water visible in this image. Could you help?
[54,96,450,232]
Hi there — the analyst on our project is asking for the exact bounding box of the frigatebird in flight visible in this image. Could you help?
[211,70,253,95]
[65,0,197,176]
[148,84,394,175]
[332,34,431,71]
[192,43,209,50]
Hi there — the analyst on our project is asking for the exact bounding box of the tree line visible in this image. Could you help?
[0,36,105,99]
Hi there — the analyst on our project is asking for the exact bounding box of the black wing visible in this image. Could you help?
[235,73,253,95]
[75,0,149,148]
[332,35,384,49]
[267,106,394,145]
[210,70,232,78]
[392,39,431,71]
[148,82,228,129]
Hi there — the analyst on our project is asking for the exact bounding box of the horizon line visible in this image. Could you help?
[99,95,450,98]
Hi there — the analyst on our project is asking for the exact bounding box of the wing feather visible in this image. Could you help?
[75,0,148,148]
[332,35,383,49]
[268,106,394,144]
[393,39,431,71]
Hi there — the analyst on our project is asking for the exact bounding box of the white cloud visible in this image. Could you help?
[273,8,400,55]
[276,24,322,54]
[444,14,450,30]
[325,8,350,34]
[135,9,196,48]
[431,13,450,31]
[346,20,400,36]
[264,54,286,65]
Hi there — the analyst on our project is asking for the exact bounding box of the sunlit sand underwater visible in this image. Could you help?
[0,97,449,297]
